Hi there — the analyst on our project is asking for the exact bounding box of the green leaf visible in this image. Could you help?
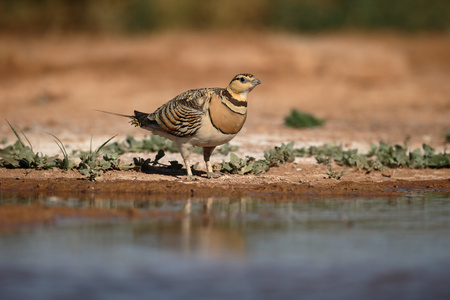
[229,153,241,166]
[427,153,450,168]
[5,120,25,149]
[284,109,325,128]
[422,144,435,157]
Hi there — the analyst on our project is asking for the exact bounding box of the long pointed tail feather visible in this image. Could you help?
[95,109,134,119]
[96,109,143,127]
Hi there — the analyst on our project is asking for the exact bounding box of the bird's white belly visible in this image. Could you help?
[189,123,237,147]
[190,114,239,147]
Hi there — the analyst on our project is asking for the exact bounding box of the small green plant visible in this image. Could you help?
[215,143,296,175]
[445,131,450,143]
[368,141,409,168]
[0,121,60,169]
[326,165,346,180]
[216,153,269,175]
[264,142,296,167]
[77,135,119,178]
[47,133,75,170]
[284,109,325,128]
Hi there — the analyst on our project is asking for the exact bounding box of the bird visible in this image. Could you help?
[101,73,261,180]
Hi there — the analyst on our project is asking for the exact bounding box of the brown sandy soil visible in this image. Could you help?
[1,31,449,215]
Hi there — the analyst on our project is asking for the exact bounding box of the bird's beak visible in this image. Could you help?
[253,78,261,86]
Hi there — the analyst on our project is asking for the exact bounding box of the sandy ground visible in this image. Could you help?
[0,31,449,205]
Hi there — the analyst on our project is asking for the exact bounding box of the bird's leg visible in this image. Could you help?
[178,143,195,180]
[203,146,220,179]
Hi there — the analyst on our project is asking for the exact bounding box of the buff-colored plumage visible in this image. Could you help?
[104,73,260,179]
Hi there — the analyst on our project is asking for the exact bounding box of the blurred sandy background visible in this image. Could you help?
[1,0,449,157]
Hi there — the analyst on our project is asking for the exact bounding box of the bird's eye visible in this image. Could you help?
[239,77,246,83]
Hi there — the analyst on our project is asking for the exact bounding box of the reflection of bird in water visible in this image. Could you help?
[133,198,247,260]
[180,198,247,259]
[100,74,260,180]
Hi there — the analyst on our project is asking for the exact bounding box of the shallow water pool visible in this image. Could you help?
[1,194,450,300]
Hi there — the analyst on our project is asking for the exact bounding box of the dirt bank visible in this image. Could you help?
[1,163,448,199]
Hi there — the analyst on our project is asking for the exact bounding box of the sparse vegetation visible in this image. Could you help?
[0,140,61,169]
[216,141,449,177]
[215,153,269,175]
[0,123,239,179]
[0,121,61,170]
[1,122,449,180]
[294,142,450,170]
[284,109,325,128]
[263,142,296,167]
[326,166,346,180]
[214,143,295,175]
[47,133,75,170]
[77,136,120,179]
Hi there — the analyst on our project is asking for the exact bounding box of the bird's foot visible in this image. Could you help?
[207,172,223,179]
[185,175,198,181]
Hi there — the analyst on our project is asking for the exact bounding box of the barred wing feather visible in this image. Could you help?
[154,88,215,137]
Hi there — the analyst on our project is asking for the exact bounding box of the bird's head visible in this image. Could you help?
[226,73,261,100]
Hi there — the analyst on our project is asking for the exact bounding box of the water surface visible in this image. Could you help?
[1,194,449,300]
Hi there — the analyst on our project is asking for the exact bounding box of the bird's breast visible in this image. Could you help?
[208,94,247,135]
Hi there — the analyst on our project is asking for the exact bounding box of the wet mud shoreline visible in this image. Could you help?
[1,174,448,199]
